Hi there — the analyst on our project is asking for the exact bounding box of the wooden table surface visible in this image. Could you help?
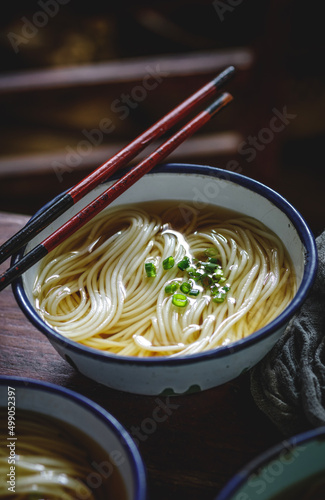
[0,211,284,500]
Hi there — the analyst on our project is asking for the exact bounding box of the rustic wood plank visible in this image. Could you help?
[0,49,254,94]
[0,132,242,177]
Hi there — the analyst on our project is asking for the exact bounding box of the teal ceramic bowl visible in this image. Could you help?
[215,426,325,499]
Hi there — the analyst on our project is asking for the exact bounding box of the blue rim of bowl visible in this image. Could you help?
[0,374,147,500]
[215,425,325,499]
[12,163,318,367]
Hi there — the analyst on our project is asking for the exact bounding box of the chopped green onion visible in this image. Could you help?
[212,269,224,282]
[178,256,190,271]
[211,286,220,296]
[157,250,230,305]
[204,262,219,273]
[163,256,175,270]
[205,247,218,257]
[187,268,203,281]
[172,293,188,307]
[144,249,230,308]
[213,292,227,303]
[165,282,178,294]
[180,281,192,294]
[145,262,156,277]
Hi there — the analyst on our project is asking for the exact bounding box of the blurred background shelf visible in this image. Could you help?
[0,0,324,235]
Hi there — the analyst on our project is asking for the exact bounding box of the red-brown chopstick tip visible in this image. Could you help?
[206,92,233,115]
[212,66,235,88]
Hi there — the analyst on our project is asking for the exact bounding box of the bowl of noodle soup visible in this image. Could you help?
[12,163,317,395]
[0,375,147,499]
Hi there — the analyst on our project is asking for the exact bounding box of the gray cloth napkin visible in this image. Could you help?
[250,230,325,436]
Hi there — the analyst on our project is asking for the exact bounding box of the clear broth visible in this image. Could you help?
[0,408,128,500]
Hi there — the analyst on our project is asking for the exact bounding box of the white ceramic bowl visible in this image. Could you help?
[215,426,325,499]
[0,375,147,499]
[12,164,317,395]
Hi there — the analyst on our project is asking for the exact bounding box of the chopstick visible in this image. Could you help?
[0,92,233,292]
[0,65,235,265]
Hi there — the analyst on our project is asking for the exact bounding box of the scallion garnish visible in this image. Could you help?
[180,281,192,294]
[163,256,175,270]
[213,292,226,303]
[145,262,156,277]
[186,267,203,281]
[204,262,219,273]
[189,268,204,281]
[172,293,188,307]
[165,282,178,294]
[212,269,224,282]
[145,247,230,307]
[177,256,190,270]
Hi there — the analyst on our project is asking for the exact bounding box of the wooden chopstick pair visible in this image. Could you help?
[0,66,235,292]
